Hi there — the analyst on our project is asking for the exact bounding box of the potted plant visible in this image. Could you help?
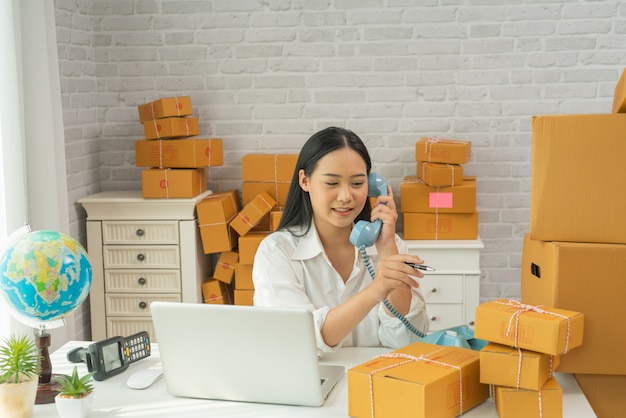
[0,334,41,418]
[53,366,95,418]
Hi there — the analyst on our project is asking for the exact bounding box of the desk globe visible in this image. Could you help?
[0,229,92,403]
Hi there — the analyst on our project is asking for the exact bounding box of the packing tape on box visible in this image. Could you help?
[367,349,464,418]
[496,300,572,354]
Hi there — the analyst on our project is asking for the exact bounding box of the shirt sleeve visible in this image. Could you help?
[252,234,339,356]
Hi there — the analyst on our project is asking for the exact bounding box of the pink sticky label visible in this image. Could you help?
[429,192,453,208]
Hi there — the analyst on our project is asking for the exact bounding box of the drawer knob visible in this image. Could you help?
[139,301,147,309]
[136,253,145,262]
[469,320,475,326]
[430,315,437,321]
[136,228,145,237]
[138,277,146,285]
[430,287,437,293]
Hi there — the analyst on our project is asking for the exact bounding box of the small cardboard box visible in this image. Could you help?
[213,251,238,284]
[201,278,232,305]
[137,96,193,122]
[530,114,626,245]
[400,176,476,214]
[612,67,626,113]
[474,299,584,356]
[142,116,199,139]
[197,190,240,254]
[135,138,223,168]
[415,138,471,164]
[241,154,297,182]
[141,167,206,199]
[416,161,464,187]
[242,181,291,207]
[234,289,254,306]
[270,211,283,231]
[494,377,562,418]
[235,263,254,290]
[403,212,478,240]
[480,342,560,391]
[521,234,626,374]
[348,342,488,418]
[238,232,269,264]
[575,373,626,418]
[229,192,276,237]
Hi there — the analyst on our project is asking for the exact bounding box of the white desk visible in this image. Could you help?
[34,342,596,417]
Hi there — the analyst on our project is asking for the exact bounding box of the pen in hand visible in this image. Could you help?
[404,262,436,272]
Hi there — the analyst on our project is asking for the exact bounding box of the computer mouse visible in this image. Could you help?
[126,368,163,390]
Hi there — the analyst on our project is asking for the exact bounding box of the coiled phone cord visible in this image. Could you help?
[359,246,426,339]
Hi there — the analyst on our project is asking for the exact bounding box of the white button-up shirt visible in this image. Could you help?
[252,222,429,356]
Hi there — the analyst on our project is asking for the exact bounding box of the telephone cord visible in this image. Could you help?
[358,246,426,339]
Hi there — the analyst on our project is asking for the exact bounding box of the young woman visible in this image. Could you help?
[252,127,429,355]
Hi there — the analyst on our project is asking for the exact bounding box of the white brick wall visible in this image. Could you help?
[56,1,626,334]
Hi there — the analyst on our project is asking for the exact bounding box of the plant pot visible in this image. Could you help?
[55,391,94,418]
[0,378,38,418]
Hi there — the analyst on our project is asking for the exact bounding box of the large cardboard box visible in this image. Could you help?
[229,192,276,237]
[238,232,269,264]
[400,176,476,213]
[415,138,471,164]
[213,251,238,284]
[521,234,626,374]
[480,342,560,391]
[403,212,478,240]
[141,168,206,199]
[234,289,254,306]
[348,342,488,418]
[135,138,223,168]
[575,374,626,418]
[530,114,626,244]
[494,377,562,418]
[242,181,290,207]
[612,67,626,113]
[142,116,199,139]
[137,96,193,122]
[197,190,240,254]
[235,263,254,290]
[474,299,584,356]
[416,161,464,187]
[241,154,298,182]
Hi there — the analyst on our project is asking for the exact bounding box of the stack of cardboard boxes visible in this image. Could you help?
[474,299,584,417]
[400,138,478,240]
[196,154,297,306]
[520,68,626,418]
[135,96,223,198]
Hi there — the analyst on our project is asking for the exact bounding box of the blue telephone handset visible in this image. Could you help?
[349,173,388,248]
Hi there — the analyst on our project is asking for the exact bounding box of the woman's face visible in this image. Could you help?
[299,147,369,233]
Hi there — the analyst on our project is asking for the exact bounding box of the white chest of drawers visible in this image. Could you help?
[405,237,483,332]
[79,190,212,341]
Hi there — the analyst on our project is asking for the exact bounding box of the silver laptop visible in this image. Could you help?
[150,301,345,407]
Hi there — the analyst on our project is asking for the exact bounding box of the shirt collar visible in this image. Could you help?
[291,219,325,261]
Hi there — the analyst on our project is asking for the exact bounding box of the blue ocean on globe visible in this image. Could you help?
[0,230,92,325]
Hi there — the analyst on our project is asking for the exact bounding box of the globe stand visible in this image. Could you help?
[34,329,61,404]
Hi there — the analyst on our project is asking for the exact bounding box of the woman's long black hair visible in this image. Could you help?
[278,127,373,236]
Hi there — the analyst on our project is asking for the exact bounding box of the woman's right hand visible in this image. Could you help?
[368,254,425,303]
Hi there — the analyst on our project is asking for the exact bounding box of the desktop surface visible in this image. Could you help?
[33,341,596,417]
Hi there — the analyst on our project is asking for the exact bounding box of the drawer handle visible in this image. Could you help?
[138,277,146,285]
[430,315,437,321]
[139,301,147,309]
[468,320,475,326]
[136,253,145,262]
[430,287,437,293]
[136,228,145,237]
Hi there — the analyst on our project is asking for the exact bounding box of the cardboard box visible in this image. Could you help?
[348,342,488,418]
[494,377,562,418]
[197,190,240,254]
[241,154,297,182]
[416,161,464,187]
[137,96,193,122]
[142,116,199,139]
[135,138,223,168]
[201,278,232,304]
[235,263,254,290]
[480,342,560,391]
[270,211,283,231]
[213,251,238,284]
[141,167,206,199]
[403,212,478,240]
[229,192,276,237]
[474,299,584,356]
[242,181,291,207]
[415,138,471,164]
[530,114,626,244]
[234,289,254,306]
[400,176,476,213]
[612,67,626,113]
[521,234,626,374]
[238,233,269,264]
[575,374,626,418]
